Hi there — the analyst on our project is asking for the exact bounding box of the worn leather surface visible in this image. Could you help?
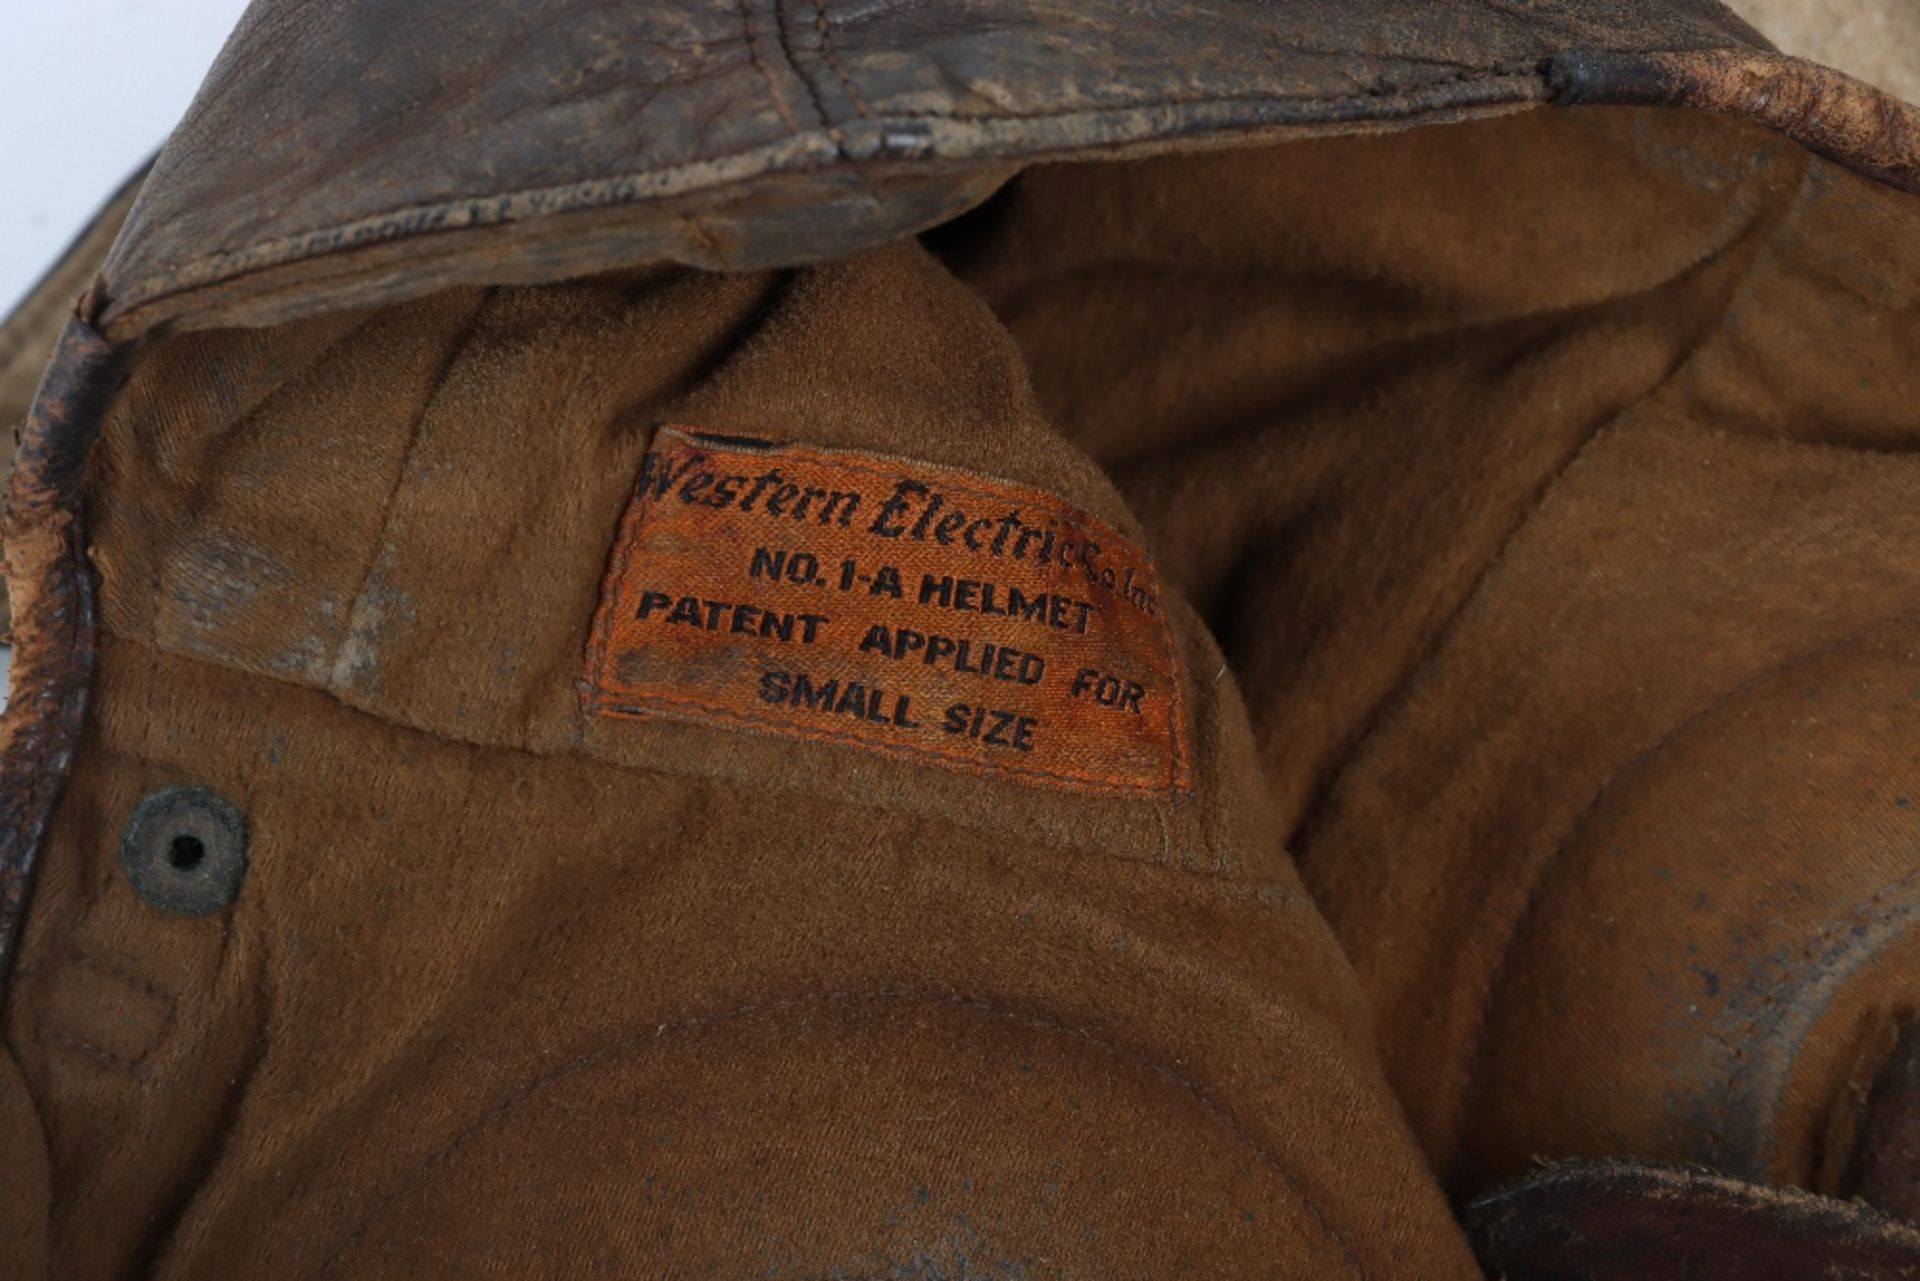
[95,0,1795,338]
[1847,1022,1920,1222]
[1466,1161,1920,1278]
[1554,48,1920,191]
[0,319,127,985]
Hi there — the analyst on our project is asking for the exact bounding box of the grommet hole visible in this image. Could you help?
[120,785,249,917]
[167,834,207,870]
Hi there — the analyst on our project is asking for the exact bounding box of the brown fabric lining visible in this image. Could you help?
[4,236,1478,1274]
[945,104,1920,1197]
[2,41,1918,1270]
[81,247,1281,873]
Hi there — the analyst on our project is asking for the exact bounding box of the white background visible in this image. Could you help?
[2,1,249,314]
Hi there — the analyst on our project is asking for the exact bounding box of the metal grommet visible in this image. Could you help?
[119,785,249,916]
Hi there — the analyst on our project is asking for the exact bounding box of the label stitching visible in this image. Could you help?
[583,428,1191,797]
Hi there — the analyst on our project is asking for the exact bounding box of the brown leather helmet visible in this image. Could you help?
[3,1,1918,1274]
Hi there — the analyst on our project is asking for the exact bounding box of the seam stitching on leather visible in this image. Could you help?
[738,0,809,138]
[812,0,873,119]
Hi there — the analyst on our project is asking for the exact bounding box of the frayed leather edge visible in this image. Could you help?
[0,316,130,993]
[96,75,1546,340]
[1465,1158,1920,1279]
[1551,49,1920,195]
[1845,1017,1920,1222]
[95,47,1920,344]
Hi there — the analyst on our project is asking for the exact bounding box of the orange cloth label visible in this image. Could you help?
[584,429,1191,795]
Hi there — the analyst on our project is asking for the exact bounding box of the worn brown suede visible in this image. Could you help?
[5,1,1920,1275]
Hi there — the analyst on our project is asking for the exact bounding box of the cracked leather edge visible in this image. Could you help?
[96,49,1920,343]
[1466,1159,1920,1278]
[95,70,1546,340]
[0,317,129,990]
[1552,49,1920,196]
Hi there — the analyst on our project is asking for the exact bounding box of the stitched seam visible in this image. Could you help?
[23,897,181,1083]
[316,987,1371,1278]
[770,0,880,206]
[184,312,386,490]
[36,1024,151,1078]
[770,0,837,136]
[69,949,176,1005]
[327,291,494,692]
[739,0,808,137]
[812,0,872,118]
[596,694,1171,795]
